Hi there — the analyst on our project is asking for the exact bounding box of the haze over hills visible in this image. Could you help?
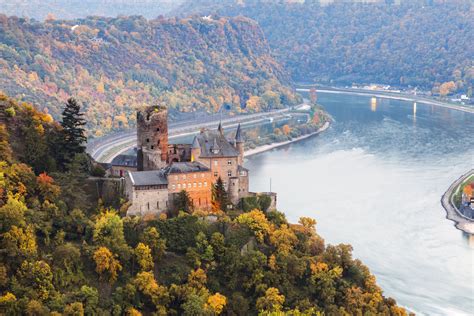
[175,0,474,94]
[0,15,299,137]
[0,0,184,20]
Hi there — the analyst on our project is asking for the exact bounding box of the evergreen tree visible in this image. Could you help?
[174,190,193,214]
[212,177,230,212]
[60,98,86,165]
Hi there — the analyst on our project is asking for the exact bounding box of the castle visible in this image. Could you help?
[123,105,250,215]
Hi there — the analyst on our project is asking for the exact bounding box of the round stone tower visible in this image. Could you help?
[137,105,168,171]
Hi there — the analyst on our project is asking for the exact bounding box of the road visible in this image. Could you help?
[87,108,292,163]
[441,169,474,234]
[296,86,474,114]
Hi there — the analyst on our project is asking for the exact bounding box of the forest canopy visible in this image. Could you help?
[0,15,300,137]
[176,0,474,94]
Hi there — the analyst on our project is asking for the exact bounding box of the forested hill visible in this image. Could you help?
[0,15,299,137]
[0,92,408,315]
[175,1,474,94]
[0,0,183,21]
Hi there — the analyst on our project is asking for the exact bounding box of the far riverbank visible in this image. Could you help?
[441,169,474,234]
[297,86,474,114]
[245,121,330,157]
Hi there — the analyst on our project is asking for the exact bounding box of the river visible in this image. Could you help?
[244,93,474,315]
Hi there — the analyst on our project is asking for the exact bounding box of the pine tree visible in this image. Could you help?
[60,98,86,165]
[174,190,193,214]
[212,177,230,212]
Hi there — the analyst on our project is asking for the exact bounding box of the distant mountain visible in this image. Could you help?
[0,15,299,137]
[175,0,474,94]
[0,0,184,20]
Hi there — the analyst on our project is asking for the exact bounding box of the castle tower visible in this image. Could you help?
[137,105,168,171]
[235,123,244,165]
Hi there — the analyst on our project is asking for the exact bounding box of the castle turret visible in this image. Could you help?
[218,122,223,135]
[235,123,244,165]
[137,105,168,171]
[191,136,201,162]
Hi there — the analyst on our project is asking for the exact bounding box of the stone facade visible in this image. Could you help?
[137,105,168,171]
[125,171,169,215]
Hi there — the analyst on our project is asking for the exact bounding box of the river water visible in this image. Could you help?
[245,93,474,315]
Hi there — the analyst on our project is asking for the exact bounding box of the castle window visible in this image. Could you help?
[193,174,197,179]
[188,183,191,188]
[199,182,202,187]
[193,183,197,188]
[204,182,208,187]
[151,146,154,149]
[157,201,160,209]
[227,171,232,177]
[182,175,186,180]
[223,182,227,187]
[146,138,150,143]
[201,173,204,178]
[157,140,160,145]
[147,202,150,210]
[156,128,160,132]
[177,184,181,189]
[214,160,218,166]
[172,185,176,190]
[227,160,232,165]
[214,172,218,177]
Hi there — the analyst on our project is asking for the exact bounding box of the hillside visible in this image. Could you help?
[175,0,474,94]
[0,92,408,315]
[0,0,183,21]
[0,15,300,137]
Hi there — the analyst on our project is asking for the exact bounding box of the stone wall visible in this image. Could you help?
[137,105,168,170]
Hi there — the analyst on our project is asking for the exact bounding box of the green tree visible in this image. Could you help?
[60,98,86,166]
[141,227,166,262]
[174,190,193,214]
[212,177,229,212]
[256,287,285,313]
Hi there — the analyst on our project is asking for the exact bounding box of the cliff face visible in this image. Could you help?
[0,15,298,136]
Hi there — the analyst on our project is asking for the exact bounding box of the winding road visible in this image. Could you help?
[87,108,292,163]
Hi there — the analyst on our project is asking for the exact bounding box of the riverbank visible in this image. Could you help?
[296,86,474,114]
[244,121,330,157]
[441,169,474,234]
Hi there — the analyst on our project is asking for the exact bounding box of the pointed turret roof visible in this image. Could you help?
[192,136,200,149]
[217,121,223,135]
[235,123,243,143]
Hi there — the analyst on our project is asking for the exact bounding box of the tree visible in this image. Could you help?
[0,195,27,234]
[17,260,55,300]
[3,225,37,260]
[93,247,122,284]
[36,172,60,202]
[206,293,227,315]
[134,271,169,313]
[256,287,285,313]
[235,210,272,243]
[93,209,130,258]
[174,190,193,214]
[60,98,86,165]
[135,243,154,271]
[269,224,298,255]
[212,177,229,212]
[141,227,166,262]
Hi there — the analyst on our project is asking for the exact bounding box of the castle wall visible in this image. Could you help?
[126,185,169,216]
[198,156,239,190]
[168,170,213,209]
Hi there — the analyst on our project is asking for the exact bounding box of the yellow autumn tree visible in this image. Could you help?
[135,243,154,271]
[282,124,291,136]
[235,209,272,243]
[256,287,285,313]
[93,246,122,283]
[206,293,227,315]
